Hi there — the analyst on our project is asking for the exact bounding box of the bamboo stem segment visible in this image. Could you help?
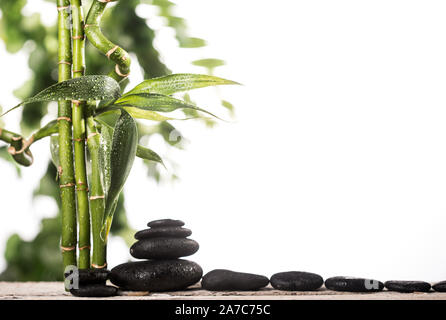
[57,0,77,269]
[86,106,107,268]
[85,0,131,82]
[71,0,90,270]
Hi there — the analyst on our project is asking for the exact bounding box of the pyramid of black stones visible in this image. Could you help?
[110,219,203,291]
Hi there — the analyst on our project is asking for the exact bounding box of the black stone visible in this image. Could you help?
[147,219,185,228]
[70,284,118,297]
[270,271,323,291]
[384,281,431,293]
[433,281,446,292]
[135,227,192,240]
[130,238,199,259]
[325,276,384,292]
[78,269,110,285]
[110,259,203,292]
[201,269,269,291]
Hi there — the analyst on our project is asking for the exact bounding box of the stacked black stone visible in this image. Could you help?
[67,269,118,297]
[110,219,203,292]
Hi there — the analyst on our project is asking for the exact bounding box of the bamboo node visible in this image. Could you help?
[57,116,72,122]
[59,183,75,189]
[72,35,84,40]
[89,195,105,200]
[7,146,17,155]
[73,138,83,142]
[79,245,91,251]
[92,263,107,269]
[57,6,70,11]
[72,100,81,106]
[86,132,98,141]
[58,60,71,65]
[61,245,76,252]
[115,64,130,78]
[106,45,119,59]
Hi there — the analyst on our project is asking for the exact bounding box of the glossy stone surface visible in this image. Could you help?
[270,271,323,291]
[147,219,185,228]
[135,227,192,240]
[201,269,269,291]
[325,276,384,292]
[70,284,118,297]
[433,281,446,292]
[130,238,199,259]
[384,281,431,293]
[110,260,203,292]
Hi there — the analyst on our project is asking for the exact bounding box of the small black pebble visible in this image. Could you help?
[202,269,269,291]
[147,219,185,228]
[384,281,431,293]
[325,276,384,292]
[270,271,323,291]
[70,284,118,297]
[432,281,446,292]
[135,227,192,240]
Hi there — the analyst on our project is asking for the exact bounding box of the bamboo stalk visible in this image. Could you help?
[0,128,34,166]
[71,0,90,269]
[85,0,131,83]
[57,0,77,269]
[86,106,107,269]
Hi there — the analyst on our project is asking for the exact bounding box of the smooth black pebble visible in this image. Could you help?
[384,280,431,293]
[201,269,269,291]
[433,281,446,292]
[325,276,384,292]
[78,269,110,285]
[110,259,203,291]
[135,227,192,240]
[147,219,184,228]
[70,284,118,297]
[270,271,323,291]
[130,238,199,259]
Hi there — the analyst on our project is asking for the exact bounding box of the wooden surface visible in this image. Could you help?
[1,282,446,300]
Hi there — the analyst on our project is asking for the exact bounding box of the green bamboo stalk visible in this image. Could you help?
[57,0,77,269]
[71,0,90,269]
[85,0,131,83]
[86,106,107,269]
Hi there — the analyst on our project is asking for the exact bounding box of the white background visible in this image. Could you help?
[1,0,446,282]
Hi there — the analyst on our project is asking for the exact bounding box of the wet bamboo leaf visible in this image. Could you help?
[136,145,165,167]
[50,135,59,168]
[124,73,239,96]
[114,93,220,119]
[102,109,138,237]
[124,107,175,122]
[1,76,121,117]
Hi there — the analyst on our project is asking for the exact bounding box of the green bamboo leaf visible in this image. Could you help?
[114,93,221,119]
[192,58,225,69]
[50,135,59,168]
[124,107,175,122]
[1,76,121,117]
[136,145,165,168]
[124,73,239,96]
[102,109,138,238]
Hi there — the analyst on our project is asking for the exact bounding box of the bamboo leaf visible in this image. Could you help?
[136,145,165,168]
[124,73,239,96]
[1,76,121,117]
[114,93,221,119]
[124,107,175,122]
[102,109,138,238]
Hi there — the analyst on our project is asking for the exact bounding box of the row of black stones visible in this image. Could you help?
[201,270,446,293]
